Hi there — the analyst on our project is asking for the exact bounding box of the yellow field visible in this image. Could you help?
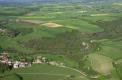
[88,53,114,75]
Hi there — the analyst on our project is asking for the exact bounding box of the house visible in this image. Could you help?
[0,52,9,58]
[48,61,64,66]
[19,62,26,68]
[33,58,43,64]
[13,61,20,68]
[13,61,31,68]
[41,57,46,62]
[0,28,6,32]
[0,52,32,68]
[82,42,86,46]
[48,61,58,66]
[33,56,43,64]
[7,61,13,66]
[0,52,9,63]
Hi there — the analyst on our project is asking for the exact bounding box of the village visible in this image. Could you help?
[0,52,64,69]
[0,41,97,69]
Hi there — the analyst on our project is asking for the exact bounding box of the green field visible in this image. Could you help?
[11,64,88,80]
[0,1,122,80]
[87,53,114,75]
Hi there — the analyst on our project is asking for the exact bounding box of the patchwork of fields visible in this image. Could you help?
[0,1,122,80]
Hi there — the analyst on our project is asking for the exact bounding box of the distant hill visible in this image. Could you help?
[0,0,121,4]
[0,0,122,6]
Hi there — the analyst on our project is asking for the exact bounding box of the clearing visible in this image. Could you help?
[16,19,44,25]
[90,14,110,16]
[42,22,62,28]
[87,53,114,75]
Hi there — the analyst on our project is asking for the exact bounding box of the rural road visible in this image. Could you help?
[18,73,68,77]
[61,66,87,76]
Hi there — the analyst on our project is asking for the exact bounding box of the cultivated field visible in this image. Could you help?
[0,1,122,80]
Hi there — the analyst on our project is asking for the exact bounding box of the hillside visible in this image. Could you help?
[0,1,122,80]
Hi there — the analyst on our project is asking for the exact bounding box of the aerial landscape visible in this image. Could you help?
[0,0,122,80]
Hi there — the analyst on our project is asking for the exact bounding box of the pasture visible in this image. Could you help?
[99,40,122,60]
[12,64,89,80]
[87,53,114,75]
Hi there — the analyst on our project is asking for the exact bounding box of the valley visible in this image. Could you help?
[0,0,122,80]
